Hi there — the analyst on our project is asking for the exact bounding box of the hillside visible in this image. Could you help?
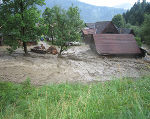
[39,0,126,23]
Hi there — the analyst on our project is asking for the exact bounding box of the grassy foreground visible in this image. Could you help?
[0,77,150,119]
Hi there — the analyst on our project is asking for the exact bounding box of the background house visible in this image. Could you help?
[83,21,119,44]
[86,21,119,34]
[95,21,119,34]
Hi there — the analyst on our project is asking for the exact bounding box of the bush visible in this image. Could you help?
[135,37,142,47]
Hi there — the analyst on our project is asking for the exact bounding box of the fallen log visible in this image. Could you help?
[31,49,47,54]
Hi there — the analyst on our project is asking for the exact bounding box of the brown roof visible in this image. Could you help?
[82,29,96,35]
[95,21,111,34]
[93,34,141,55]
[86,21,119,34]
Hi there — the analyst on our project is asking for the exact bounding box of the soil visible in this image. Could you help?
[0,42,150,85]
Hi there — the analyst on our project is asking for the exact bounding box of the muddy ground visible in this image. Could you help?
[0,43,150,85]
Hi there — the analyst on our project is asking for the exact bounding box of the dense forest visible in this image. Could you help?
[112,0,150,45]
[123,0,150,26]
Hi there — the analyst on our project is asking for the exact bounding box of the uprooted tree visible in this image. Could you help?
[52,6,84,55]
[0,0,45,54]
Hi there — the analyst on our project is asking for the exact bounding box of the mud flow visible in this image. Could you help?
[0,42,150,85]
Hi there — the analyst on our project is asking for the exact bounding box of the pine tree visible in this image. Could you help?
[123,1,150,25]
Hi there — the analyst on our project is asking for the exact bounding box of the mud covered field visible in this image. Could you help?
[0,44,150,85]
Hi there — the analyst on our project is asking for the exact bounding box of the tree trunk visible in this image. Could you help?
[59,45,63,56]
[23,42,28,54]
[51,29,54,45]
[51,35,54,45]
[20,0,28,55]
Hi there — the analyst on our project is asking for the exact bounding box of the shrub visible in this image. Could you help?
[135,37,142,47]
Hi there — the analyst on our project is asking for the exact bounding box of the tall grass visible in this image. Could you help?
[0,77,150,119]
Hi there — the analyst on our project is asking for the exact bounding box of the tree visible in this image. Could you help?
[53,6,84,55]
[145,3,150,14]
[112,14,125,28]
[42,7,55,44]
[1,0,45,54]
[141,14,150,45]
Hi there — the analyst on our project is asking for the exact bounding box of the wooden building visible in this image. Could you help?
[86,21,119,34]
[83,21,119,44]
[95,21,119,34]
[91,34,141,56]
[81,29,96,44]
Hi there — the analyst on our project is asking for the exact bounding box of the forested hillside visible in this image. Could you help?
[123,0,150,25]
[39,0,126,23]
[122,0,150,45]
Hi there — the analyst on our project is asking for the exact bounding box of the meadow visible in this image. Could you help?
[0,77,150,119]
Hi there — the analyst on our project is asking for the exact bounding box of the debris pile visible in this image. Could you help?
[47,46,58,55]
[31,44,58,55]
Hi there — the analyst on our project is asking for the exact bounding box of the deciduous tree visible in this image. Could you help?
[53,6,84,55]
[112,14,125,28]
[42,7,55,44]
[1,0,45,54]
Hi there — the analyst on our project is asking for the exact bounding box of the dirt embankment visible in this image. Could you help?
[0,44,150,85]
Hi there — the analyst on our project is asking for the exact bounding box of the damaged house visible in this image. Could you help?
[91,34,141,56]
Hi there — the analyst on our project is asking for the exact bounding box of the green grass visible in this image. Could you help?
[0,77,150,119]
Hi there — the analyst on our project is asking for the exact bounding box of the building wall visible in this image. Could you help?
[83,34,93,44]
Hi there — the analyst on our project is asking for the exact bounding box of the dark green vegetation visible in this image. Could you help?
[141,14,150,45]
[40,0,126,23]
[123,0,150,45]
[123,0,150,26]
[112,14,125,28]
[0,77,150,119]
[112,0,150,46]
[0,0,45,54]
